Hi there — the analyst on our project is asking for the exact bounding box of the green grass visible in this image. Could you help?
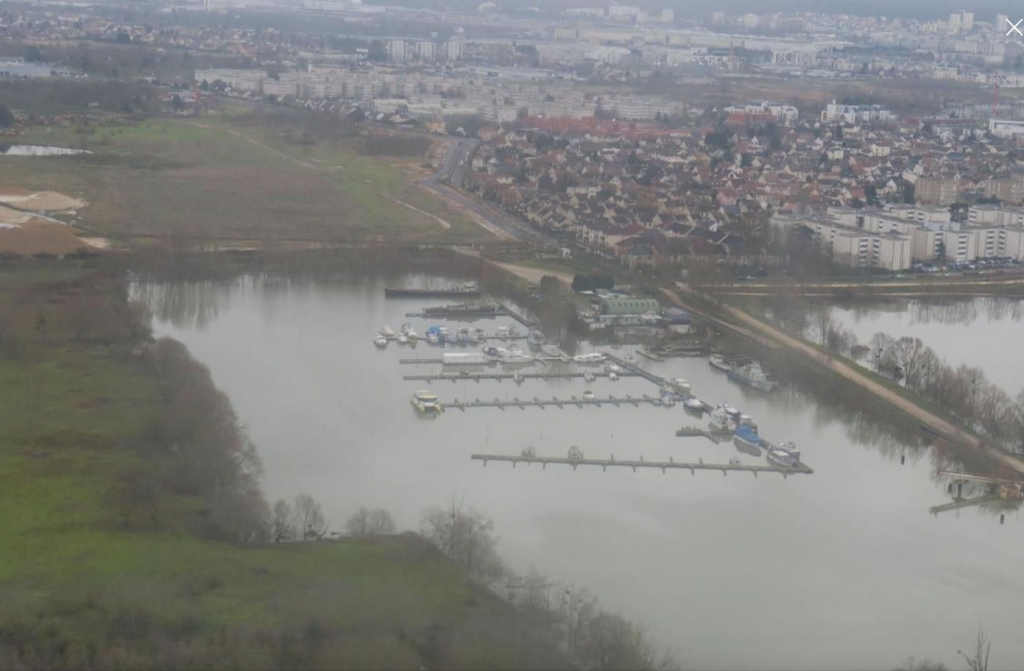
[8,115,492,245]
[0,263,549,669]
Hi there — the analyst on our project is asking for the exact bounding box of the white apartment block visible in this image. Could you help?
[723,101,799,123]
[832,228,913,271]
[443,42,464,62]
[194,68,267,92]
[387,40,408,63]
[989,118,1024,138]
[416,42,436,62]
[771,49,818,68]
[820,101,893,124]
[969,205,1024,226]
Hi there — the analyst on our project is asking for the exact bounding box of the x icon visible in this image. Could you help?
[1006,18,1023,36]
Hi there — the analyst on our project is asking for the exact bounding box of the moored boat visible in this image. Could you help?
[385,286,480,299]
[573,352,606,365]
[684,397,705,412]
[732,425,763,455]
[410,389,442,413]
[765,441,800,468]
[708,405,736,433]
[380,326,397,340]
[373,334,388,348]
[727,362,777,392]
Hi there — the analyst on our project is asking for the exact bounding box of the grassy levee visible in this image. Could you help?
[0,259,564,670]
[8,112,492,245]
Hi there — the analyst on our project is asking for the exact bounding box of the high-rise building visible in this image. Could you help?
[416,42,436,62]
[660,9,674,23]
[443,41,463,62]
[962,11,974,31]
[387,40,407,63]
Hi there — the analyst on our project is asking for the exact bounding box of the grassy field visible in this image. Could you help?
[7,112,491,245]
[0,261,557,669]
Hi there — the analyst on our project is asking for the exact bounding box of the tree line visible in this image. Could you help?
[764,298,1024,458]
[419,500,678,671]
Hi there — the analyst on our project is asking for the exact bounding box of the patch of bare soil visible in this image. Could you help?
[0,219,94,256]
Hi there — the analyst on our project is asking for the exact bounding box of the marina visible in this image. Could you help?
[402,370,638,383]
[471,451,813,476]
[145,277,1024,670]
[443,393,685,411]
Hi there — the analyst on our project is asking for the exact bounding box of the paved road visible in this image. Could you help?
[422,138,554,243]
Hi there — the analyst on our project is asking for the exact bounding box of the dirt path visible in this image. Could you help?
[662,287,1024,477]
[492,262,573,285]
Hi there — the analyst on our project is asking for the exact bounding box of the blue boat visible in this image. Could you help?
[732,425,763,457]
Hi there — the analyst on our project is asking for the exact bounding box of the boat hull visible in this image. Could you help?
[726,370,777,392]
[385,288,480,299]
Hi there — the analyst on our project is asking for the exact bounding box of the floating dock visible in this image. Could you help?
[445,394,678,410]
[405,303,536,327]
[471,453,813,476]
[603,353,666,386]
[675,426,734,443]
[403,371,638,383]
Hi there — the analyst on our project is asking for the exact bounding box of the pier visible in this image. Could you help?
[444,394,676,410]
[471,453,813,476]
[675,426,734,443]
[405,303,536,327]
[403,371,638,383]
[603,353,667,386]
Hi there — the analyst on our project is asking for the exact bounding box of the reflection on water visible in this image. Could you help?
[137,277,1024,671]
[813,297,1024,396]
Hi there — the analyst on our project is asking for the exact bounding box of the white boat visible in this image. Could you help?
[766,442,800,467]
[722,404,740,418]
[605,363,623,374]
[495,326,509,338]
[608,372,619,381]
[374,334,388,348]
[508,324,522,337]
[684,397,704,410]
[500,346,534,366]
[574,352,606,365]
[400,322,413,335]
[397,334,409,345]
[667,378,691,395]
[406,330,419,343]
[708,405,736,433]
[380,326,397,340]
[584,372,596,383]
[583,390,596,400]
[443,351,487,366]
[410,390,442,413]
[426,331,439,345]
[709,354,731,372]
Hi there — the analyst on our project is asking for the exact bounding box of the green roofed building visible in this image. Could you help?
[599,297,661,316]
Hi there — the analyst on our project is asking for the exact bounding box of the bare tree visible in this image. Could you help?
[813,306,838,347]
[559,585,598,660]
[345,506,396,535]
[421,500,506,584]
[892,337,929,389]
[958,626,991,671]
[294,494,329,540]
[271,499,296,542]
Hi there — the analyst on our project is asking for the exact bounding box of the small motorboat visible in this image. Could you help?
[584,372,596,383]
[380,326,397,340]
[397,334,409,345]
[508,324,521,337]
[411,390,442,413]
[400,322,413,335]
[684,397,704,411]
[583,390,596,400]
[374,334,388,348]
[608,372,619,381]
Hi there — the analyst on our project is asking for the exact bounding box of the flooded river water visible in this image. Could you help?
[142,278,1024,670]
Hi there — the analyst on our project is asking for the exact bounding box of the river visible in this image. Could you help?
[142,277,1024,671]
[828,298,1024,397]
